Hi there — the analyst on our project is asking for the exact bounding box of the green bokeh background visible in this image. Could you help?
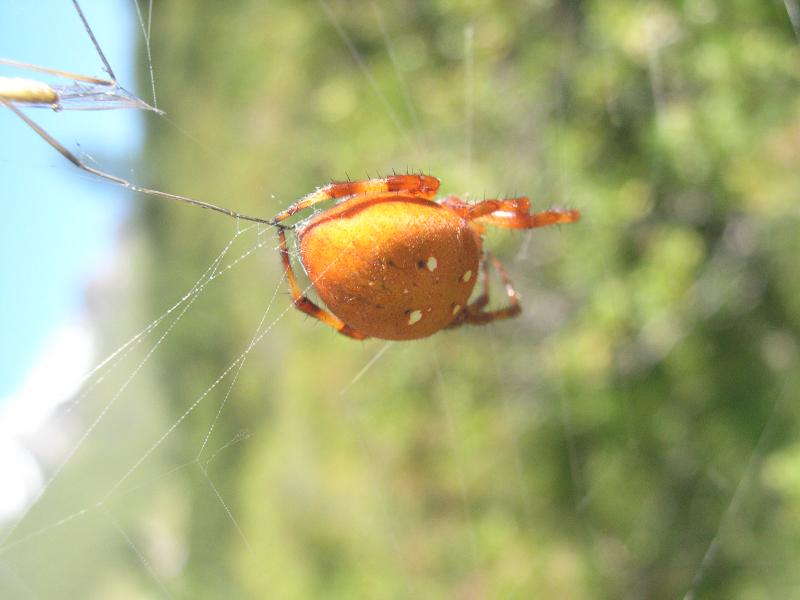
[4,1,800,598]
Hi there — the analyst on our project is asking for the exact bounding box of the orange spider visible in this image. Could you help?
[274,174,580,340]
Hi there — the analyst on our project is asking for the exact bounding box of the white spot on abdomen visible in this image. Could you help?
[426,256,438,272]
[407,310,422,325]
[461,270,473,283]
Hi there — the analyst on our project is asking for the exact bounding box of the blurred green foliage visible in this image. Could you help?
[6,0,800,598]
[134,0,800,598]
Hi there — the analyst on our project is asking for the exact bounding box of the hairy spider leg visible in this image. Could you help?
[277,227,369,340]
[271,174,441,223]
[441,195,575,327]
[447,251,493,327]
[441,195,580,229]
[448,253,522,327]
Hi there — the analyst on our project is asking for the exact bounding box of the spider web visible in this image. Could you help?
[1,1,799,598]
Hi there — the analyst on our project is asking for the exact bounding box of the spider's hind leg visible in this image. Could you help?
[449,253,521,328]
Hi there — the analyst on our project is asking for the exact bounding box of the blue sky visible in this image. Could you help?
[0,0,142,398]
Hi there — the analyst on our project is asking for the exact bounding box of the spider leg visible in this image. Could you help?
[442,195,580,229]
[466,252,493,312]
[448,253,521,328]
[278,228,369,340]
[271,174,440,223]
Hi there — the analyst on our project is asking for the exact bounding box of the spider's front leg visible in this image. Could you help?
[277,228,369,339]
[271,174,440,224]
[442,195,580,229]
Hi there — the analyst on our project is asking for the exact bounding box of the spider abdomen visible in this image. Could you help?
[298,196,481,340]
